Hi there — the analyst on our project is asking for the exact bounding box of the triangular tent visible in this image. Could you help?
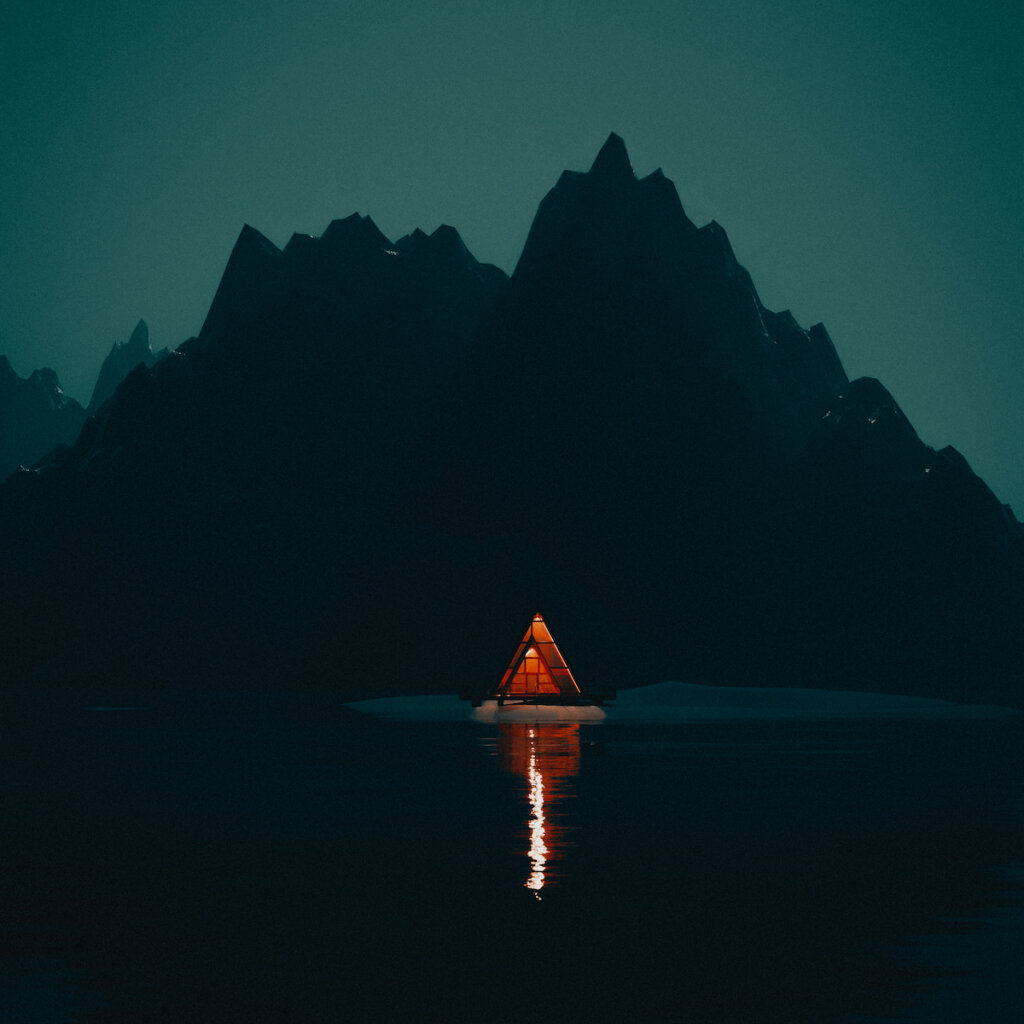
[495,614,582,699]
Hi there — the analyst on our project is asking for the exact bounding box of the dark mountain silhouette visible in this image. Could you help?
[87,318,168,415]
[0,356,85,482]
[2,135,1021,705]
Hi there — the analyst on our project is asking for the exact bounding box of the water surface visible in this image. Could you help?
[2,685,1022,1022]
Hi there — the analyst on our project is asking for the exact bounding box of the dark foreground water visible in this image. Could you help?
[2,685,1022,1023]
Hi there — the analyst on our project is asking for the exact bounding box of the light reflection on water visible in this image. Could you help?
[4,699,1023,1022]
[493,723,583,896]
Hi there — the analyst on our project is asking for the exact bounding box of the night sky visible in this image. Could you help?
[3,0,1021,511]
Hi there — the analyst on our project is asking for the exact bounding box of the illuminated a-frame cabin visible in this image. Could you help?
[466,613,608,707]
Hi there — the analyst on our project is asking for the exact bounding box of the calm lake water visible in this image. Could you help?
[2,684,1022,1023]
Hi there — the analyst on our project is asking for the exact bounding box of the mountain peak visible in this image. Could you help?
[588,132,634,182]
[127,318,149,350]
[87,318,160,415]
[429,223,470,254]
[237,223,282,258]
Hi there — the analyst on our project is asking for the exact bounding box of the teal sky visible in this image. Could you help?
[2,0,1021,510]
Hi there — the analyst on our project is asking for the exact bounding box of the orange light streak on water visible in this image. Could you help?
[496,722,582,896]
[526,733,548,895]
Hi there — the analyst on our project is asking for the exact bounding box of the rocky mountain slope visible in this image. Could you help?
[87,318,168,415]
[0,357,85,482]
[2,135,1020,705]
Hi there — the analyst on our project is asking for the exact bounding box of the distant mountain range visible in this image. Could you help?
[2,135,1021,705]
[0,357,85,482]
[0,319,168,481]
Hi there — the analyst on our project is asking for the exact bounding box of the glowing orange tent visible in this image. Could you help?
[494,614,582,701]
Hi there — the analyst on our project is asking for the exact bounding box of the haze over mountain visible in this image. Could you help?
[1,136,1020,706]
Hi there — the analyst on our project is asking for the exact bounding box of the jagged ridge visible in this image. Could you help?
[0,356,85,482]
[0,134,1020,707]
[87,318,169,415]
